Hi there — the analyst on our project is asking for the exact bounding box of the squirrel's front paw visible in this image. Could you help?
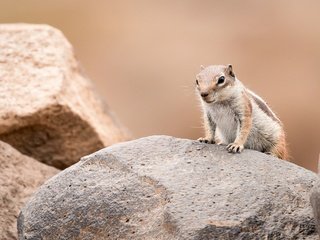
[226,143,244,153]
[198,137,215,144]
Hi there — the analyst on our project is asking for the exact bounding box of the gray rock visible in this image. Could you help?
[0,24,130,169]
[18,136,317,239]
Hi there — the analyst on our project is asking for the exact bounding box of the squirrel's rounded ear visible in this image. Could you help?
[200,65,205,70]
[227,64,235,78]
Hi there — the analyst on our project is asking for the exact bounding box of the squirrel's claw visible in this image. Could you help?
[227,143,244,153]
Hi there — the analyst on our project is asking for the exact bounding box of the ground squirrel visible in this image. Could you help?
[196,64,288,160]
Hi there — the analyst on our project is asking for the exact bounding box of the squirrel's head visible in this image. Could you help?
[195,64,236,104]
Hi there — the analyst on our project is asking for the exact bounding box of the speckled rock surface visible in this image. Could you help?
[18,136,317,239]
[0,24,129,169]
[310,177,320,237]
[0,141,59,240]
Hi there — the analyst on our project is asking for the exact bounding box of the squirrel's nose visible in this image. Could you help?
[201,92,209,98]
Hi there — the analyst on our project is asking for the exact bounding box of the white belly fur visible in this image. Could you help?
[208,104,238,144]
[208,102,281,152]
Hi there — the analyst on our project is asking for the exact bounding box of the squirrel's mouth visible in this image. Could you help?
[204,99,215,104]
[199,92,215,103]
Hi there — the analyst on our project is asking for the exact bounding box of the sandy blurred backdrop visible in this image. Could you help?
[1,0,319,171]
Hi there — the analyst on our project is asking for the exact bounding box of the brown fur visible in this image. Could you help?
[203,113,215,141]
[271,131,289,160]
[235,93,252,145]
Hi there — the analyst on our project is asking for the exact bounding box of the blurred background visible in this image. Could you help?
[1,0,319,171]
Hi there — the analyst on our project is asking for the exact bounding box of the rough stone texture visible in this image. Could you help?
[0,24,129,169]
[0,141,59,240]
[18,136,317,239]
[310,177,320,238]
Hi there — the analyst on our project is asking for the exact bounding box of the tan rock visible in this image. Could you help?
[0,24,130,169]
[0,140,59,240]
[310,176,320,237]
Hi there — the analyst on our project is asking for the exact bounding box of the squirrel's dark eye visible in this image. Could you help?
[196,79,199,85]
[217,76,225,85]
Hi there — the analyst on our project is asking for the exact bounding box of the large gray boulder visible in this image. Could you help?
[18,136,317,239]
[0,24,130,169]
[0,140,59,240]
